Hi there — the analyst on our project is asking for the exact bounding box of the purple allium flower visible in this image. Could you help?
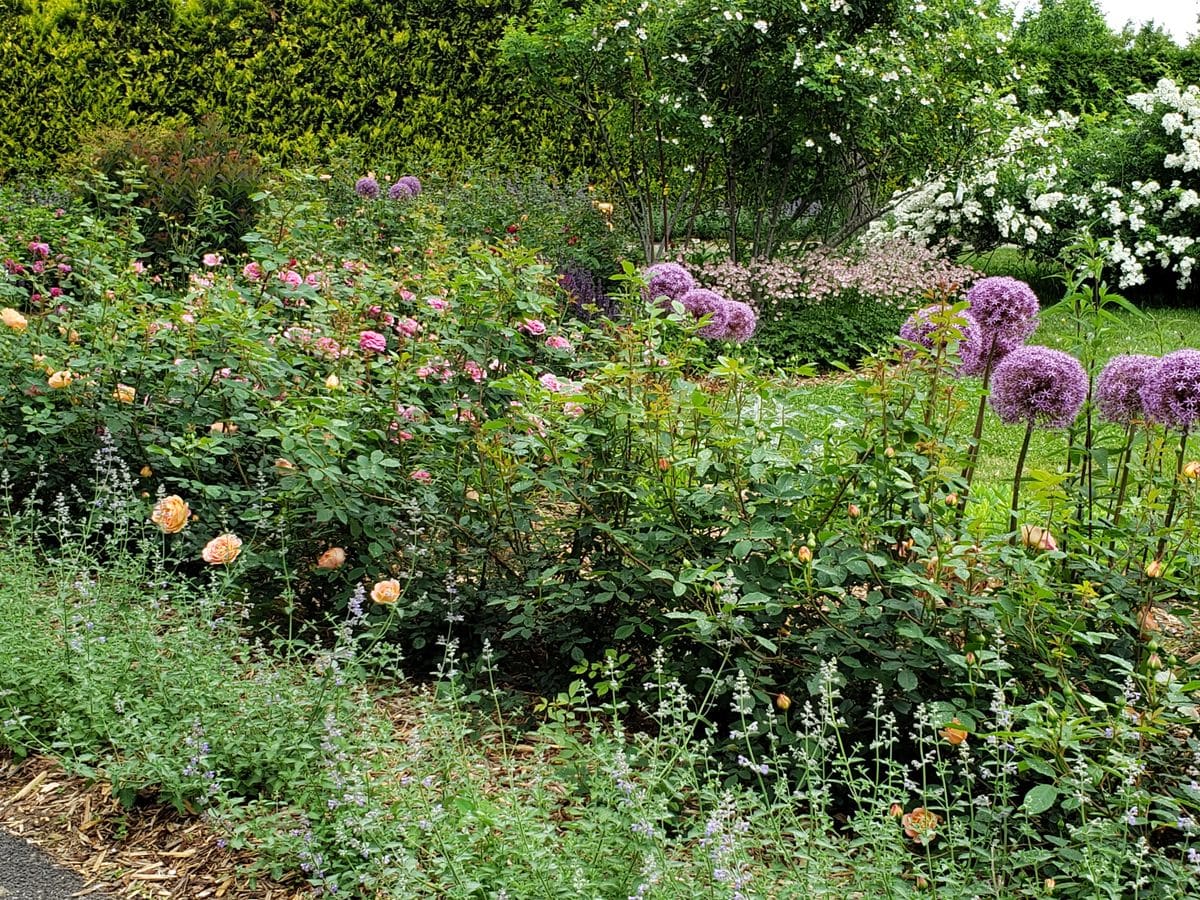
[899,304,981,359]
[990,345,1088,429]
[679,288,731,339]
[642,262,696,305]
[1096,354,1159,424]
[723,301,757,343]
[359,330,388,353]
[388,175,422,200]
[1140,348,1200,429]
[964,277,1040,368]
[355,176,380,200]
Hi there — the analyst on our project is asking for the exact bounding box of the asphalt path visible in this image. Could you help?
[0,829,106,899]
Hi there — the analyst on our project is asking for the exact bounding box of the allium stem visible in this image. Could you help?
[1157,428,1190,558]
[1108,423,1137,534]
[1009,422,1034,539]
[958,343,996,520]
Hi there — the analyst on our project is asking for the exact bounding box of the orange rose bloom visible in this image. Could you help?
[202,533,243,565]
[940,719,968,746]
[151,495,190,534]
[47,370,73,389]
[901,807,942,844]
[370,579,401,605]
[113,383,136,404]
[317,547,346,570]
[2,308,27,332]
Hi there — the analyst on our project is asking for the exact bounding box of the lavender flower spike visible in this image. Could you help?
[642,262,696,306]
[1141,348,1200,429]
[1096,355,1159,424]
[990,345,1088,429]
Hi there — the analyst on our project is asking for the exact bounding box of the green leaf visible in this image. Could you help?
[1022,784,1058,816]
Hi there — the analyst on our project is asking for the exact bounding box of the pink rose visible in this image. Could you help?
[545,335,572,351]
[427,297,449,311]
[396,317,421,337]
[202,252,223,267]
[359,330,388,353]
[279,270,302,288]
[520,319,546,336]
[410,469,432,482]
[243,262,263,281]
[539,373,561,393]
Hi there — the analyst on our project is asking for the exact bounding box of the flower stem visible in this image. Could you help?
[1157,427,1190,558]
[1010,422,1034,540]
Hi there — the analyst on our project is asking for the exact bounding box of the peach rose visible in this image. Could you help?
[210,421,238,435]
[317,547,346,570]
[370,579,401,605]
[2,308,27,332]
[1183,460,1200,480]
[901,807,941,844]
[939,719,968,746]
[325,374,341,389]
[202,533,242,565]
[151,495,190,534]
[113,383,136,404]
[47,370,73,389]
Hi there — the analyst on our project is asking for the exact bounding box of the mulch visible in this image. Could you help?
[0,752,311,899]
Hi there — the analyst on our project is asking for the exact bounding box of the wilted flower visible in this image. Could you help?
[1140,348,1200,429]
[1145,558,1164,578]
[370,579,401,604]
[1096,355,1159,424]
[274,457,296,471]
[317,547,346,570]
[355,175,380,199]
[990,346,1088,428]
[642,262,695,305]
[722,301,758,343]
[359,330,388,353]
[151,495,190,534]
[1183,460,1200,479]
[112,383,136,404]
[2,308,27,332]
[679,288,731,339]
[47,370,73,389]
[202,533,242,565]
[1020,524,1058,552]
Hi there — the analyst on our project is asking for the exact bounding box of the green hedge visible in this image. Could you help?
[0,0,578,176]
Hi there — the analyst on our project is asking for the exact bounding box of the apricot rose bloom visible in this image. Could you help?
[202,533,243,565]
[113,383,136,404]
[317,547,346,570]
[48,370,73,389]
[151,495,190,534]
[901,807,942,844]
[2,308,27,332]
[370,579,401,605]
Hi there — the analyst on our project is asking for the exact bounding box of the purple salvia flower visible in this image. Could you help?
[642,262,696,306]
[1140,348,1200,429]
[679,288,732,339]
[722,301,758,343]
[355,176,380,199]
[1096,355,1159,424]
[990,345,1088,429]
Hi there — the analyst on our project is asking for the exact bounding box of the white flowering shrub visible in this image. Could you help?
[875,78,1200,290]
[503,0,1019,260]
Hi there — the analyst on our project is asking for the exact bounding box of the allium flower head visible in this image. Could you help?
[1096,355,1159,424]
[1141,348,1200,429]
[678,288,731,339]
[642,262,696,305]
[990,345,1088,428]
[389,175,421,199]
[964,277,1040,366]
[355,175,380,199]
[722,301,758,343]
[899,304,981,359]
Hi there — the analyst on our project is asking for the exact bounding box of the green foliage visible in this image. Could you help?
[755,291,907,369]
[0,0,575,177]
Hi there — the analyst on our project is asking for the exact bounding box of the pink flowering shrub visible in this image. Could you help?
[692,239,979,367]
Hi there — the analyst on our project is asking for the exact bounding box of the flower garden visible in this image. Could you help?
[4,0,1200,897]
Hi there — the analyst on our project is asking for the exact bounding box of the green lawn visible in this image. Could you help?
[777,306,1200,521]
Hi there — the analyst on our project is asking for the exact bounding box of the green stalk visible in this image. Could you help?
[1156,427,1190,559]
[1010,421,1035,540]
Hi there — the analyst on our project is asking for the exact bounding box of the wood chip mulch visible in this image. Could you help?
[0,752,311,899]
